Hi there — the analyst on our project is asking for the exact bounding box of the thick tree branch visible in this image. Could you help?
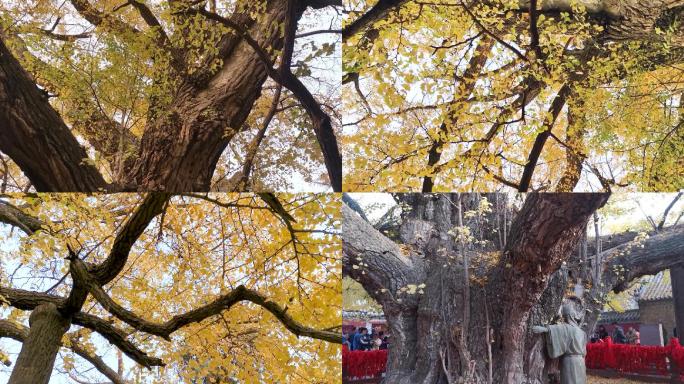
[258,193,296,223]
[0,285,162,368]
[604,224,684,293]
[0,37,109,192]
[278,71,343,191]
[68,0,140,35]
[306,0,342,9]
[279,0,344,193]
[72,257,339,343]
[238,286,341,343]
[188,7,343,191]
[578,223,684,338]
[60,248,90,316]
[554,98,587,192]
[513,0,684,46]
[71,313,165,368]
[0,287,63,311]
[0,30,139,182]
[342,0,408,41]
[527,0,544,62]
[494,192,609,382]
[70,113,139,184]
[514,0,628,19]
[517,84,572,191]
[0,201,43,235]
[341,193,369,222]
[39,30,92,41]
[342,203,425,306]
[500,193,609,313]
[90,193,170,285]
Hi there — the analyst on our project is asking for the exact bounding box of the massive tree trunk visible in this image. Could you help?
[8,303,71,384]
[127,1,290,191]
[343,193,684,384]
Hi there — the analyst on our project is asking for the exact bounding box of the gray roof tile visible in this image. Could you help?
[598,309,640,323]
[638,270,672,302]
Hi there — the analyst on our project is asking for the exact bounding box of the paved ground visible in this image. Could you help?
[588,375,651,383]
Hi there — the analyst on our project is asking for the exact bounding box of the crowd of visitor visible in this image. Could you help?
[590,322,640,345]
[343,327,389,351]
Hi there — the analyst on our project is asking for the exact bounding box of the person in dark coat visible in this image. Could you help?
[349,327,358,350]
[353,328,368,351]
[379,331,389,350]
[611,322,627,344]
[597,325,609,340]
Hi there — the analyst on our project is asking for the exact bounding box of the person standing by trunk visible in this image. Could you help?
[380,332,389,350]
[533,297,587,384]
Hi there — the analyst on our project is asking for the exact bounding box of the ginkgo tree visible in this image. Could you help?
[343,192,684,383]
[0,192,342,383]
[0,0,342,192]
[342,0,684,192]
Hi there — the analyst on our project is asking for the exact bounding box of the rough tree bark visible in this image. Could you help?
[343,193,684,384]
[345,0,684,46]
[0,38,108,192]
[7,303,71,384]
[127,1,290,191]
[0,319,127,384]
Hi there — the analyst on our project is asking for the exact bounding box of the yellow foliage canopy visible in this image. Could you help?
[0,193,341,383]
[343,1,684,192]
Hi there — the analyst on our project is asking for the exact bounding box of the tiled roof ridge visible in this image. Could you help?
[637,270,673,302]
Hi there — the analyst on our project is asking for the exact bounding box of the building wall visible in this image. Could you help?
[639,299,676,343]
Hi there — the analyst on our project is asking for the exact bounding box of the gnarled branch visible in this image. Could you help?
[186,7,343,191]
[72,257,340,343]
[72,313,165,368]
[342,203,425,307]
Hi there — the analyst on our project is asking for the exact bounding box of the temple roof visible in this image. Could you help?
[638,270,672,302]
[597,309,640,324]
